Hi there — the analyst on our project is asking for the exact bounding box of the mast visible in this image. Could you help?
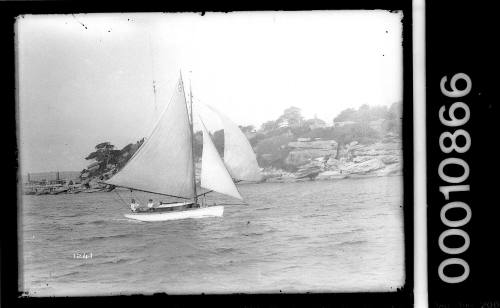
[106,73,196,199]
[188,72,198,205]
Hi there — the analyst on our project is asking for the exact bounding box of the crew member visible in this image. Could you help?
[147,199,155,211]
[130,198,140,212]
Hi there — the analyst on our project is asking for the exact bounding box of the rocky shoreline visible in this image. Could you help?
[24,132,402,195]
[260,133,402,183]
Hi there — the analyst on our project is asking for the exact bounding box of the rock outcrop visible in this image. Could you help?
[285,140,338,167]
[262,133,402,182]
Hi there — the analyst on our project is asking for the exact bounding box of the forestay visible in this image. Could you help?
[199,118,243,200]
[106,77,195,199]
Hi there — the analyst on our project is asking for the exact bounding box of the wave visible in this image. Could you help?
[334,228,365,236]
[56,212,86,218]
[241,224,278,237]
[72,220,106,226]
[74,262,96,269]
[122,218,145,223]
[90,220,108,225]
[80,217,145,224]
[53,224,74,231]
[98,257,133,265]
[51,271,81,279]
[242,232,266,237]
[302,213,329,219]
[352,200,367,204]
[74,256,146,268]
[337,240,367,246]
[281,264,301,270]
[288,234,310,241]
[76,233,133,243]
[215,247,236,254]
[70,218,140,227]
[255,207,271,211]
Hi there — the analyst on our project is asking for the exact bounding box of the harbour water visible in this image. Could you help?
[20,176,405,296]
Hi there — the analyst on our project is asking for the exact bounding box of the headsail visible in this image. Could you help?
[207,106,262,182]
[199,117,243,200]
[106,76,195,199]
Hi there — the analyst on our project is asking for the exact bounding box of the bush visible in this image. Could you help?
[333,102,401,123]
[300,127,335,140]
[382,119,402,135]
[331,123,381,146]
[250,133,266,147]
[255,133,295,168]
[193,129,224,159]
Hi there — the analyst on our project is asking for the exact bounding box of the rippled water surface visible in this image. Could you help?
[20,176,405,296]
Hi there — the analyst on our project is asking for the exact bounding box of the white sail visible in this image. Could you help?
[106,76,195,199]
[199,118,242,200]
[207,106,262,182]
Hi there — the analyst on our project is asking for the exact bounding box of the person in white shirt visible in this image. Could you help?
[147,199,155,211]
[130,199,140,212]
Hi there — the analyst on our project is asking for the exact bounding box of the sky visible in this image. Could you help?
[17,11,403,173]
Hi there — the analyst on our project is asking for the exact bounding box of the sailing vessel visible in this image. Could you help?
[105,73,261,222]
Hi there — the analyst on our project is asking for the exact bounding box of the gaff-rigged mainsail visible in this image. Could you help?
[199,117,243,200]
[106,77,195,199]
[207,106,262,182]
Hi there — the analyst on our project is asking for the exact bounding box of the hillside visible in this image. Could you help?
[250,102,402,181]
[82,102,403,185]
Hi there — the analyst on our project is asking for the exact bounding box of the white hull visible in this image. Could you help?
[124,205,224,222]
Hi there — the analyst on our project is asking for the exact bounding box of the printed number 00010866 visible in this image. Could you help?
[437,73,472,284]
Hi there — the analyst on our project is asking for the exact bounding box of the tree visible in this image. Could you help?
[212,129,225,157]
[260,120,278,133]
[387,101,402,120]
[302,127,335,139]
[192,129,224,159]
[255,133,295,169]
[305,117,327,129]
[356,104,371,122]
[82,138,145,178]
[334,104,394,124]
[278,106,304,128]
[193,131,203,159]
[334,108,356,123]
[329,123,381,159]
[249,132,266,147]
[290,125,311,137]
[95,142,114,151]
[239,125,255,133]
[85,142,115,170]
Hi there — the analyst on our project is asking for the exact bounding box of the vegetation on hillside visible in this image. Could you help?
[251,102,402,170]
[82,102,402,179]
[80,139,144,181]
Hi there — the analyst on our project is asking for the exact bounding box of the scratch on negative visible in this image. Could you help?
[72,14,87,30]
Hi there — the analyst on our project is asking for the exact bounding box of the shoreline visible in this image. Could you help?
[23,173,403,196]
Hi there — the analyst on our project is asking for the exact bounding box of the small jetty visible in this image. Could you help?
[22,171,112,196]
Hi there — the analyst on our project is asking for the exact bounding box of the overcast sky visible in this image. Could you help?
[17,11,403,173]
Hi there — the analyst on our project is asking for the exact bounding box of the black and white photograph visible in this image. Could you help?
[16,11,407,297]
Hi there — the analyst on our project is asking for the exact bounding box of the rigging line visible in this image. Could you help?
[131,185,191,199]
[148,34,157,114]
[196,190,213,197]
[97,181,192,200]
[114,190,129,208]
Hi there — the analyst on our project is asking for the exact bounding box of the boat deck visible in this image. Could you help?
[133,202,201,214]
